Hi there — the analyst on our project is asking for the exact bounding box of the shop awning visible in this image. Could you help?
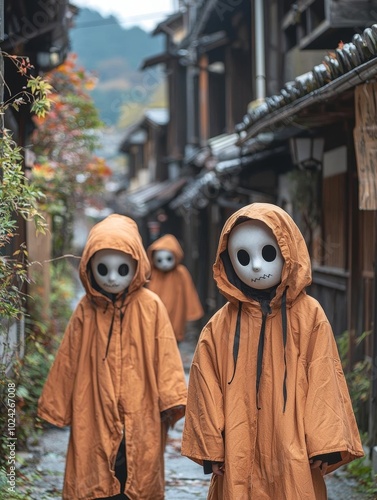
[140,53,172,70]
[170,171,220,211]
[117,177,187,218]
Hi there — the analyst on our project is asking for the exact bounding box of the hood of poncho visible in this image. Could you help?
[79,214,151,299]
[147,234,184,269]
[213,202,312,307]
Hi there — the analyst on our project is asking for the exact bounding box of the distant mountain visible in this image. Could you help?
[69,8,165,125]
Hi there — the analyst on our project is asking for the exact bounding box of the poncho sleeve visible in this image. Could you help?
[37,309,83,427]
[304,319,364,473]
[155,300,187,426]
[181,323,225,465]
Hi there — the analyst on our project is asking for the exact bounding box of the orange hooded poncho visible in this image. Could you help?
[38,214,187,500]
[181,203,364,499]
[146,234,204,342]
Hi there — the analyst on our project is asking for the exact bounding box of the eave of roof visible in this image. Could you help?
[140,52,173,70]
[237,25,377,143]
[119,109,169,151]
[152,10,184,36]
[117,177,187,217]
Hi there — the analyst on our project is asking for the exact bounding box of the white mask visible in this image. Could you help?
[91,249,136,294]
[228,220,284,290]
[153,249,176,272]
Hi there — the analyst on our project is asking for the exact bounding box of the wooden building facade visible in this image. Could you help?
[119,0,377,447]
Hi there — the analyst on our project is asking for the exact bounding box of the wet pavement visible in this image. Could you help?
[14,327,369,499]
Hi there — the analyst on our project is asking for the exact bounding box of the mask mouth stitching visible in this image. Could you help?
[251,274,272,282]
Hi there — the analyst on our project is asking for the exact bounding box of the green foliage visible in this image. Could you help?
[4,260,76,456]
[0,464,58,499]
[0,133,45,225]
[0,369,18,476]
[0,118,47,320]
[27,76,53,117]
[0,259,76,492]
[0,467,27,499]
[346,456,377,498]
[0,54,52,471]
[336,330,376,497]
[336,330,372,429]
[2,54,52,119]
[14,342,55,447]
[0,54,50,320]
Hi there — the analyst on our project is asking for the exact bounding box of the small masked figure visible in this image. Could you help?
[147,234,204,342]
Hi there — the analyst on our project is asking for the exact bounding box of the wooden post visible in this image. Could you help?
[353,83,377,210]
[198,53,209,144]
[0,0,3,42]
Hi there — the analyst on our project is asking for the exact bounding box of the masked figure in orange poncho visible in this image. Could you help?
[38,214,187,500]
[146,234,204,342]
[181,203,364,500]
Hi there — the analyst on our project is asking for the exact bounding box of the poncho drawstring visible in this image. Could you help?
[228,287,289,413]
[256,299,271,409]
[103,308,116,361]
[227,302,242,384]
[103,290,128,361]
[281,288,288,412]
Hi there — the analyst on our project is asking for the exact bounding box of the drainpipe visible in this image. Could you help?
[254,0,266,100]
[185,1,197,152]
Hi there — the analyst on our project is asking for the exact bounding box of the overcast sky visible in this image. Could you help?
[72,0,177,31]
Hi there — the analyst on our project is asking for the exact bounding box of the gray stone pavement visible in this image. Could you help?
[14,326,369,499]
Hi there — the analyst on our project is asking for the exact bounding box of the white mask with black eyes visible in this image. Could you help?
[153,249,176,272]
[90,249,136,294]
[228,220,284,290]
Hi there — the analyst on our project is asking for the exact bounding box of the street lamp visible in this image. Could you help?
[289,136,325,170]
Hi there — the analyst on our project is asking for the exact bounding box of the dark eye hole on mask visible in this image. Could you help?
[119,264,129,276]
[167,256,172,261]
[157,258,162,263]
[262,245,277,262]
[98,263,108,276]
[237,249,250,266]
